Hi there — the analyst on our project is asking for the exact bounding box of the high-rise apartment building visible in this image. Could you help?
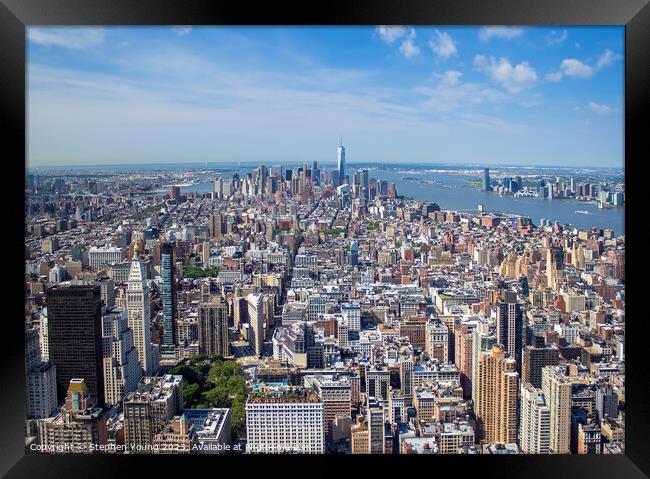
[541,365,571,454]
[197,299,230,357]
[25,327,57,419]
[475,345,519,444]
[160,242,177,359]
[46,284,105,406]
[519,382,551,453]
[471,323,497,402]
[496,299,523,372]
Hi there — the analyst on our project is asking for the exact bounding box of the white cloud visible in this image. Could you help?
[376,26,407,44]
[554,49,620,81]
[399,29,420,58]
[479,26,523,42]
[415,70,507,112]
[545,71,563,82]
[575,42,581,49]
[596,49,616,68]
[560,58,595,78]
[440,70,462,86]
[547,29,568,46]
[172,26,192,36]
[588,102,613,115]
[28,27,105,49]
[428,30,457,60]
[473,55,537,92]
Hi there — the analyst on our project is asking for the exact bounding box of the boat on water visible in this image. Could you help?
[575,210,590,214]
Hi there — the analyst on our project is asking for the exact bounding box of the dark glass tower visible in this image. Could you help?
[160,242,177,357]
[46,285,105,406]
[496,299,523,374]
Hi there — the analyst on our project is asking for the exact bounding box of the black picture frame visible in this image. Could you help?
[3,0,647,477]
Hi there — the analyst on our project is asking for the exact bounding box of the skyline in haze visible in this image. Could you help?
[28,26,624,168]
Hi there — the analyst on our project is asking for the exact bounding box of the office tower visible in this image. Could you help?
[88,246,124,269]
[349,240,359,266]
[209,213,225,239]
[483,168,491,191]
[311,376,352,436]
[519,382,551,453]
[127,246,153,374]
[246,388,325,453]
[101,309,141,405]
[40,379,108,452]
[496,299,523,372]
[471,323,497,403]
[522,336,560,389]
[197,299,230,358]
[475,345,519,444]
[46,284,105,406]
[341,303,361,332]
[367,397,385,454]
[247,293,264,358]
[426,319,450,364]
[160,242,177,359]
[361,169,369,190]
[596,385,619,420]
[541,365,571,453]
[123,375,184,449]
[351,415,370,453]
[214,177,223,199]
[170,185,181,202]
[337,138,346,186]
[366,368,390,401]
[400,354,414,406]
[25,327,57,419]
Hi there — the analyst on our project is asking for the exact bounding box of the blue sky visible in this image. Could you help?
[27,26,624,168]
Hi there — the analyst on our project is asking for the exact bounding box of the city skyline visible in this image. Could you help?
[28,26,624,168]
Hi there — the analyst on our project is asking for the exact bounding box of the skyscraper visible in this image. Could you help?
[102,309,141,405]
[496,299,523,373]
[519,382,551,453]
[471,323,497,403]
[247,293,264,358]
[541,365,571,454]
[337,138,346,186]
[127,246,153,374]
[198,299,230,358]
[46,284,105,406]
[483,168,491,191]
[522,336,559,389]
[475,345,519,444]
[160,242,177,359]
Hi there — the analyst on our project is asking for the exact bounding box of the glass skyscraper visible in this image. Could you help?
[160,242,177,358]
